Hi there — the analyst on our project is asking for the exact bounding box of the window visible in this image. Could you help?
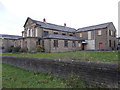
[38,39,41,45]
[114,40,116,47]
[27,28,29,37]
[32,29,34,37]
[98,30,102,35]
[64,40,68,47]
[35,28,38,37]
[62,33,66,35]
[72,41,76,47]
[88,31,91,39]
[114,31,116,37]
[80,33,82,37]
[109,40,111,47]
[44,31,49,36]
[78,41,81,47]
[109,30,113,36]
[54,32,58,34]
[53,40,58,47]
[111,31,113,36]
[69,34,73,36]
[30,29,32,37]
[29,29,30,36]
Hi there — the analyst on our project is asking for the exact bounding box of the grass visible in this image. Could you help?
[2,63,93,88]
[2,51,119,63]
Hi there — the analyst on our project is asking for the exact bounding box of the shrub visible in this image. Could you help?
[36,45,45,52]
[5,46,14,52]
[12,46,21,53]
[19,48,28,53]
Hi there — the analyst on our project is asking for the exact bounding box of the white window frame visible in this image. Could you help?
[80,33,82,37]
[27,29,29,37]
[36,28,38,37]
[30,29,32,37]
[111,30,113,36]
[88,31,91,39]
[98,30,102,35]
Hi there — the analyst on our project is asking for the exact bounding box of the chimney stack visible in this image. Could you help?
[64,23,66,26]
[43,18,46,22]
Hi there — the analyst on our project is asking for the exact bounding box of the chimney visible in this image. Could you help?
[43,18,46,22]
[64,23,66,26]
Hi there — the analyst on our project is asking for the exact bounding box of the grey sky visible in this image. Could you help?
[0,0,119,36]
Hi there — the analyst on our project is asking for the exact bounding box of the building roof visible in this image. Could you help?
[0,34,22,39]
[43,34,83,41]
[28,17,76,33]
[76,22,112,32]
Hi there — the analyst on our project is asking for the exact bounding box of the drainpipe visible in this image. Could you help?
[49,39,51,53]
[94,30,96,50]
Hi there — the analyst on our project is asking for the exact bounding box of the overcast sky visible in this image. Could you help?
[0,0,119,36]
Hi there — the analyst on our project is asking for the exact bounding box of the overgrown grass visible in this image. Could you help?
[2,51,119,63]
[2,64,93,88]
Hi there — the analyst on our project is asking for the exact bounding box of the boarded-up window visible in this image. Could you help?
[43,31,49,36]
[29,29,30,36]
[69,34,73,36]
[53,40,58,47]
[64,40,68,47]
[54,32,58,34]
[98,30,102,35]
[78,41,81,47]
[114,40,116,47]
[109,40,111,47]
[62,33,66,35]
[80,33,82,37]
[88,31,91,39]
[72,41,76,47]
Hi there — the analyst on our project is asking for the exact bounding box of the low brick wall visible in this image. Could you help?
[2,56,120,88]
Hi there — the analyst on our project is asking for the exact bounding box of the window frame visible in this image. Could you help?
[53,40,58,47]
[88,31,92,39]
[62,33,66,35]
[72,41,76,47]
[98,30,102,35]
[109,40,111,47]
[79,33,82,37]
[54,32,58,34]
[43,31,49,36]
[64,40,68,47]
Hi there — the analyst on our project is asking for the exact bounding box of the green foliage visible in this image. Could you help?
[2,64,93,88]
[12,47,21,53]
[36,45,45,52]
[65,75,92,88]
[5,46,21,53]
[3,51,119,63]
[5,46,14,52]
[19,48,28,53]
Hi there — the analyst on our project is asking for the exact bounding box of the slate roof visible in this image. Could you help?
[76,22,112,32]
[43,34,83,41]
[0,34,22,39]
[30,18,76,33]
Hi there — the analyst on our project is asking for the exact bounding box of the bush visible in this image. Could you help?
[12,47,21,53]
[36,45,45,52]
[19,48,28,53]
[5,46,21,53]
[5,46,14,53]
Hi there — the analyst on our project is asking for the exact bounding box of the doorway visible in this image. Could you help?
[99,42,103,50]
[82,44,85,50]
